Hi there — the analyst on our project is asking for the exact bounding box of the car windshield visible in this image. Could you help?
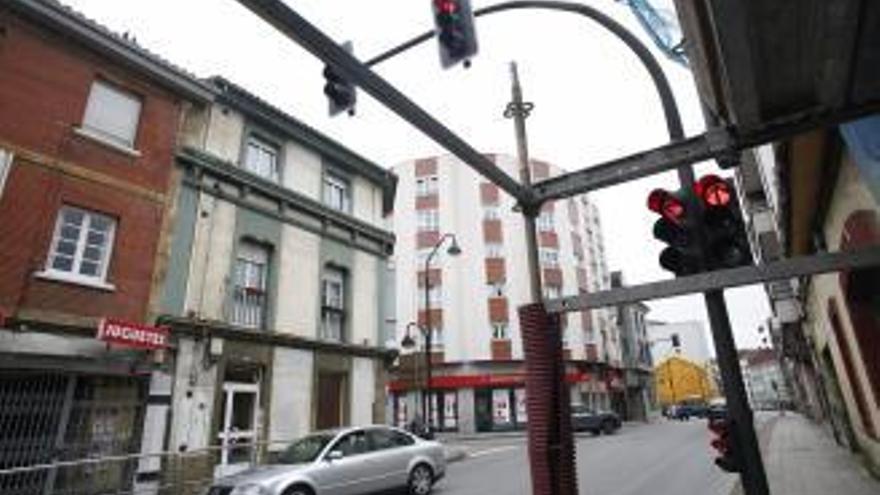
[276,433,336,464]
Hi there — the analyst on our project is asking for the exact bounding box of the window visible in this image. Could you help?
[416,248,439,267]
[367,428,414,451]
[416,210,439,232]
[416,176,438,197]
[483,205,500,220]
[487,282,506,298]
[0,148,12,198]
[331,431,369,457]
[485,243,504,259]
[543,285,561,299]
[231,241,269,329]
[430,327,444,347]
[324,174,350,212]
[81,80,142,148]
[45,206,116,284]
[321,266,346,341]
[492,322,509,340]
[244,135,279,182]
[539,247,559,267]
[537,211,554,232]
[417,285,442,308]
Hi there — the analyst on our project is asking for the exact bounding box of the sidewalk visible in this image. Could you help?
[738,412,880,495]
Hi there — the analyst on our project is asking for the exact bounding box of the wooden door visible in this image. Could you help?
[317,373,343,430]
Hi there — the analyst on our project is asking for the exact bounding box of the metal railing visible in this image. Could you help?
[230,286,266,329]
[0,438,296,495]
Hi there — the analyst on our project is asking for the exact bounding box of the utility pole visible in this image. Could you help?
[506,62,542,302]
[507,62,577,495]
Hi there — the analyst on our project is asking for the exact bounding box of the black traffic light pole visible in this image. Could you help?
[235,1,769,493]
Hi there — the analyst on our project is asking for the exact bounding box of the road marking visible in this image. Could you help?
[468,445,519,459]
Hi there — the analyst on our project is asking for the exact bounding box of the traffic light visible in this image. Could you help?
[432,0,478,68]
[323,41,356,116]
[671,333,681,348]
[693,175,752,270]
[323,65,356,116]
[647,188,702,276]
[708,415,743,473]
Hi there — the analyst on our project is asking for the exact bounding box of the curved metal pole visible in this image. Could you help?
[366,1,685,145]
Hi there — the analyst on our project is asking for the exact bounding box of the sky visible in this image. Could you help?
[60,0,772,351]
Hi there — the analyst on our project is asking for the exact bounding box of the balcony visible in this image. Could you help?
[230,286,266,329]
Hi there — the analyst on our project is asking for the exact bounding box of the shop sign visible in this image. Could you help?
[97,318,169,350]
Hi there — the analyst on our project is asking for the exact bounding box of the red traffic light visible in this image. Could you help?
[694,175,732,207]
[647,189,686,222]
[435,0,459,15]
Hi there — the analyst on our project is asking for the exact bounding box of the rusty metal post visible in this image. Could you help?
[520,304,578,495]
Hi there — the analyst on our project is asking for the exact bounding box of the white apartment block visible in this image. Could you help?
[389,154,621,433]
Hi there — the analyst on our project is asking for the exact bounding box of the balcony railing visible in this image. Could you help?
[230,286,266,329]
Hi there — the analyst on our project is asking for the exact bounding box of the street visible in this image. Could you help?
[437,420,739,495]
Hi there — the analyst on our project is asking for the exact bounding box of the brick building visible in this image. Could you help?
[0,1,211,493]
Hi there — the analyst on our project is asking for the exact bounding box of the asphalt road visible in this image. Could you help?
[435,420,740,495]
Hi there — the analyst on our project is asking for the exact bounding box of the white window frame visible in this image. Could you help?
[487,282,506,298]
[244,134,280,183]
[417,285,443,308]
[415,176,438,197]
[416,209,439,232]
[230,241,270,329]
[485,242,504,259]
[492,322,509,340]
[0,148,12,198]
[537,211,555,232]
[539,247,559,267]
[323,173,350,212]
[483,205,500,220]
[39,205,116,290]
[543,285,561,300]
[78,80,142,153]
[321,266,346,341]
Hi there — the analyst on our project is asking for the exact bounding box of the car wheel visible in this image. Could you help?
[282,485,314,495]
[408,463,434,495]
[590,428,601,436]
[602,421,616,435]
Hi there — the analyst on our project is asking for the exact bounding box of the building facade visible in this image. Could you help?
[739,348,792,411]
[610,271,653,421]
[646,320,713,365]
[654,356,717,407]
[741,123,880,475]
[0,1,212,493]
[388,154,620,433]
[152,77,397,482]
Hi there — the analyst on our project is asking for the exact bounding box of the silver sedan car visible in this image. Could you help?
[207,425,446,495]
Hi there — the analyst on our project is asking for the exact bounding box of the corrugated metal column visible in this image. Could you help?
[520,303,578,495]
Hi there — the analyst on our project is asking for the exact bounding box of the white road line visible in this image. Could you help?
[468,445,520,459]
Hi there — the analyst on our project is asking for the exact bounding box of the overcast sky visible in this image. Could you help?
[62,0,772,351]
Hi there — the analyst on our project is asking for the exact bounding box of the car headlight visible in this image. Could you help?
[230,484,270,495]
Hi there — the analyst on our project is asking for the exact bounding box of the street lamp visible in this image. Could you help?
[422,233,461,429]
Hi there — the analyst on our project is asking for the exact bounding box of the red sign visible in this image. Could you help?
[97,318,169,350]
[389,371,590,392]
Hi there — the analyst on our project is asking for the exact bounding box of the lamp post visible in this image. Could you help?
[421,233,461,430]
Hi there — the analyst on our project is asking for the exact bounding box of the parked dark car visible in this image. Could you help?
[571,405,622,435]
[669,403,708,420]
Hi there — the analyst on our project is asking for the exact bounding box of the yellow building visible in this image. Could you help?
[654,356,717,406]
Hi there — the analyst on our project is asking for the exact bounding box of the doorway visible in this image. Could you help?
[316,372,345,430]
[216,380,260,477]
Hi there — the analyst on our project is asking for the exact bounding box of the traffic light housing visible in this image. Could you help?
[708,415,743,473]
[647,189,702,276]
[432,0,478,68]
[323,65,356,116]
[671,333,681,348]
[694,175,752,270]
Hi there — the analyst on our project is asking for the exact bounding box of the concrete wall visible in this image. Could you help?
[269,348,314,445]
[274,224,321,338]
[183,193,237,320]
[350,357,377,426]
[168,338,218,453]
